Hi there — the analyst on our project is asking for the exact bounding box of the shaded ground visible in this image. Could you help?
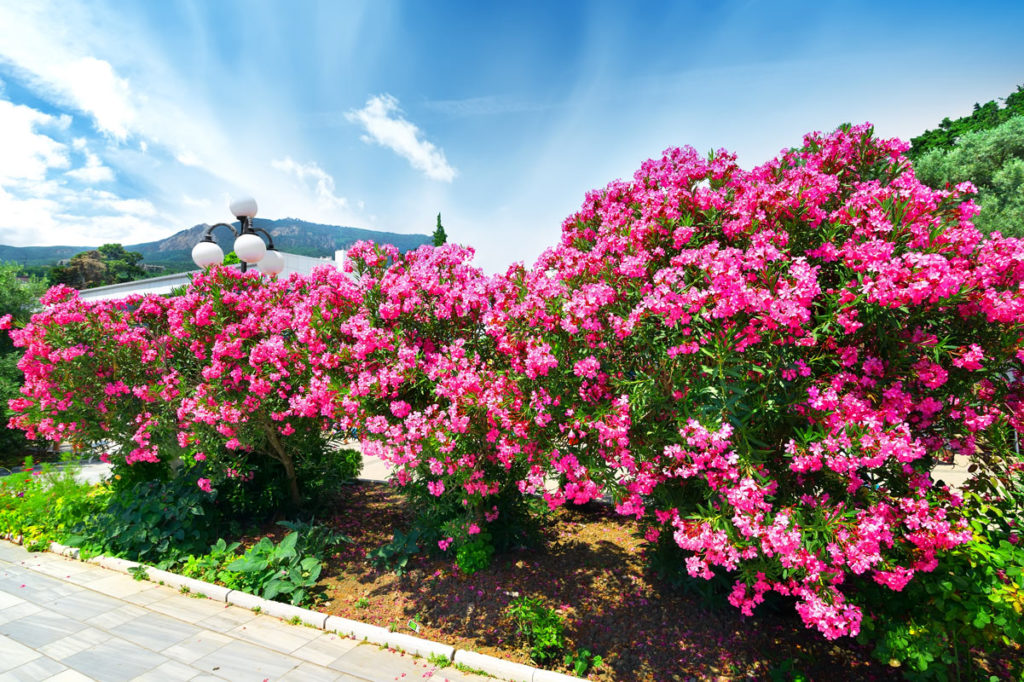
[281,481,901,681]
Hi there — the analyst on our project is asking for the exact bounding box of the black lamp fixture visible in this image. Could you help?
[191,197,284,275]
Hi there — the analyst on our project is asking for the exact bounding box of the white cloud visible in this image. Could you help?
[176,150,201,167]
[0,5,138,142]
[103,197,156,216]
[0,99,69,183]
[0,183,166,247]
[271,157,349,210]
[182,194,211,208]
[346,94,456,182]
[58,57,136,141]
[0,185,61,244]
[66,149,114,184]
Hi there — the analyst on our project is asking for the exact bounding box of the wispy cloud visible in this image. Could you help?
[0,181,168,247]
[176,150,202,167]
[0,2,376,246]
[181,194,211,208]
[271,157,349,211]
[346,94,456,182]
[66,148,114,184]
[0,94,165,245]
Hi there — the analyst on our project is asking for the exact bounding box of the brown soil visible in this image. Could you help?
[283,481,901,681]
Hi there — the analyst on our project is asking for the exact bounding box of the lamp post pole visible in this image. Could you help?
[191,197,284,275]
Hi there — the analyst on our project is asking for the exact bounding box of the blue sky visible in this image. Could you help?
[0,1,1022,273]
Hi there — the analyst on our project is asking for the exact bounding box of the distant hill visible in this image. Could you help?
[0,218,432,273]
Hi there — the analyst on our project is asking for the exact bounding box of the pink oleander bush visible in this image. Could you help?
[6,266,362,507]
[499,123,1024,640]
[333,243,538,564]
[7,285,183,477]
[171,265,360,505]
[5,123,1022,663]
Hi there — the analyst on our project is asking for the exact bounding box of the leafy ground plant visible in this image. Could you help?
[367,527,422,575]
[506,595,567,666]
[180,538,244,589]
[226,531,323,606]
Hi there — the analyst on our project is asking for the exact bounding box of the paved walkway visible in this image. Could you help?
[0,542,486,682]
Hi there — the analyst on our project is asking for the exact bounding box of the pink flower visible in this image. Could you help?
[197,478,213,493]
[389,400,412,418]
[952,344,984,371]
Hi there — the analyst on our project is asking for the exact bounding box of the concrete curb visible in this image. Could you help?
[455,649,536,682]
[34,540,586,681]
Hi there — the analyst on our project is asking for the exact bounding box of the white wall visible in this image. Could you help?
[77,251,342,302]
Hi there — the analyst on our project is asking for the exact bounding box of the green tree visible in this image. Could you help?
[49,251,107,289]
[432,213,448,246]
[0,263,46,463]
[912,115,1024,237]
[97,243,145,283]
[48,243,146,289]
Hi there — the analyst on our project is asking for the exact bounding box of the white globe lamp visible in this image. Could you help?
[229,196,258,219]
[234,232,267,264]
[191,240,224,268]
[258,249,285,276]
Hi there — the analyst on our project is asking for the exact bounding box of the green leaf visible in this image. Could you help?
[227,556,260,572]
[277,532,299,557]
[263,580,283,600]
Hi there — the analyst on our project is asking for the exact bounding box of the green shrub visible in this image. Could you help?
[506,595,605,674]
[69,467,225,566]
[564,648,603,677]
[277,518,350,556]
[295,445,362,505]
[0,456,108,550]
[455,534,494,575]
[858,491,1024,680]
[213,441,362,522]
[506,595,567,665]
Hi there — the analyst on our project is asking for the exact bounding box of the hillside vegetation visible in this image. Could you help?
[909,85,1024,237]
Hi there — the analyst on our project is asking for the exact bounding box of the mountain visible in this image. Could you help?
[0,218,433,272]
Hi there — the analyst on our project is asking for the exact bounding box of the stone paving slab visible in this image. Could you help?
[0,542,492,681]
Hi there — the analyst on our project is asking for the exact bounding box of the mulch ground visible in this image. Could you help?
[266,481,903,681]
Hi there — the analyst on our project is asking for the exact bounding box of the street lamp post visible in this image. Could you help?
[190,197,285,275]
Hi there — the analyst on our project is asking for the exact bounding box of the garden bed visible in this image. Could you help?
[253,480,899,681]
